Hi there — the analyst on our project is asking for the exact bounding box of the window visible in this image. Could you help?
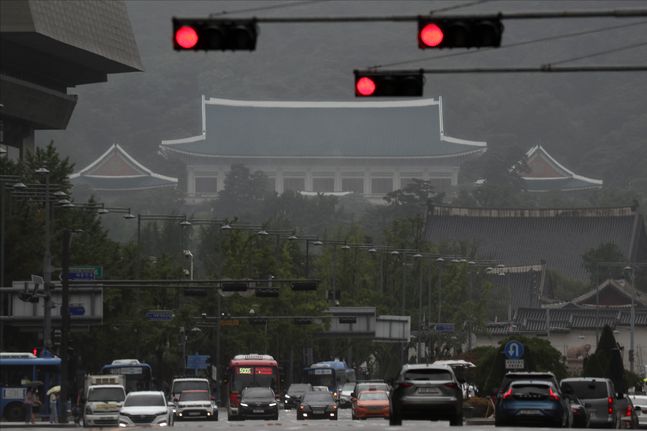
[194,177,218,194]
[371,177,393,194]
[313,178,334,193]
[284,177,305,192]
[342,178,364,194]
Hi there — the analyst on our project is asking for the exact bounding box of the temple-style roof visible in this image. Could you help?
[70,144,177,191]
[485,307,647,336]
[513,145,603,192]
[159,97,487,160]
[425,205,647,281]
[563,279,647,308]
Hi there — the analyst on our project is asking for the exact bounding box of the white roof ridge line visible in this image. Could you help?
[72,143,117,176]
[526,145,602,184]
[203,97,440,108]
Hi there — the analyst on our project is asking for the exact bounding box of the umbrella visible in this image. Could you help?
[46,385,61,395]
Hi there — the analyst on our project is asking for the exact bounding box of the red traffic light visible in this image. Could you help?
[175,25,199,49]
[419,23,444,48]
[355,76,377,97]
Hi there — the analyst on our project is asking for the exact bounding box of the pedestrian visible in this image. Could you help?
[23,388,34,423]
[32,388,42,423]
[49,390,59,423]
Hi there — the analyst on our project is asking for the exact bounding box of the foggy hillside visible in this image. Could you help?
[38,0,647,191]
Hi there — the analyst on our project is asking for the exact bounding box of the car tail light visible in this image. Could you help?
[608,397,614,415]
[229,391,240,407]
[549,388,560,401]
[502,388,513,400]
[444,383,459,390]
[625,405,632,417]
[399,382,413,389]
[298,405,305,411]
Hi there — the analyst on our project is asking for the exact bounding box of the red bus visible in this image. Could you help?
[225,354,280,420]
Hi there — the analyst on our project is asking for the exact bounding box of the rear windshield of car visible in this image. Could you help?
[88,387,125,402]
[403,369,452,381]
[511,383,551,396]
[358,391,388,401]
[561,381,609,399]
[172,380,209,395]
[124,394,164,407]
[303,392,333,402]
[288,384,311,394]
[179,391,209,401]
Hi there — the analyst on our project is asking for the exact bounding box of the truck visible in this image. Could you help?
[82,375,126,427]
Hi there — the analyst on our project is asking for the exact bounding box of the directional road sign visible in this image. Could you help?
[434,323,455,333]
[69,305,86,316]
[145,310,174,321]
[68,266,103,281]
[504,340,525,359]
[186,354,210,370]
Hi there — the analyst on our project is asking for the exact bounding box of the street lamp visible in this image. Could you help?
[35,167,53,352]
[436,257,445,323]
[624,265,636,374]
[184,250,194,280]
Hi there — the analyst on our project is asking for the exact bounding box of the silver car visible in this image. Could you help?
[560,377,619,428]
[389,364,463,426]
[118,391,174,427]
[629,395,647,429]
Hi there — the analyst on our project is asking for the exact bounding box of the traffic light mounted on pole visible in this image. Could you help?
[354,70,424,97]
[418,16,503,49]
[173,18,258,51]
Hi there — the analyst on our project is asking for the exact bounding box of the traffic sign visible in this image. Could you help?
[434,323,455,333]
[69,305,85,316]
[68,266,103,280]
[145,310,174,321]
[220,319,240,327]
[505,359,525,370]
[186,355,210,370]
[504,340,525,359]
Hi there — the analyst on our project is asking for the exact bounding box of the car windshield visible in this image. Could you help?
[358,391,388,401]
[87,388,125,402]
[561,381,609,399]
[179,391,209,401]
[242,388,274,399]
[288,384,311,395]
[404,369,453,381]
[124,394,164,407]
[303,392,333,403]
[172,380,209,395]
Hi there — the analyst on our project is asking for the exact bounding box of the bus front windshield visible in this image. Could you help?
[232,366,277,392]
[105,366,151,392]
[306,371,335,388]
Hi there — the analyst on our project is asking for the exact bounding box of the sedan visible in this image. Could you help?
[352,389,390,420]
[173,390,217,421]
[118,391,173,427]
[297,391,338,420]
[629,395,647,429]
[238,387,278,420]
[495,380,567,428]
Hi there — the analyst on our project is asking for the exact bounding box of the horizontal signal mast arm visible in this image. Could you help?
[417,65,647,73]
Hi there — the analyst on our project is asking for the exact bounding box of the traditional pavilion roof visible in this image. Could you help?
[485,307,647,336]
[159,97,487,160]
[70,144,177,191]
[425,205,647,282]
[513,145,603,192]
[562,278,647,308]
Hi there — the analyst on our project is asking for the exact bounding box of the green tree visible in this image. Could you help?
[583,325,625,393]
[582,242,626,283]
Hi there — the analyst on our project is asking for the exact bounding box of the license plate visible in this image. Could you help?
[187,412,200,416]
[314,409,324,414]
[518,409,542,415]
[253,409,264,413]
[418,388,440,394]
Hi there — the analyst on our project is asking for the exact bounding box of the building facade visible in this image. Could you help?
[159,97,487,202]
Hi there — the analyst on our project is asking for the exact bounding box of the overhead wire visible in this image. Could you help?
[210,0,330,17]
[428,0,493,14]
[369,19,647,69]
[550,40,647,65]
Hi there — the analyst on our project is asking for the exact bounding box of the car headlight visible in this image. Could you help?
[158,422,168,427]
[269,402,277,407]
[284,394,290,399]
[240,403,248,407]
[119,423,128,428]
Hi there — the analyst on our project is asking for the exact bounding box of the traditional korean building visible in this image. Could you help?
[70,143,178,193]
[158,97,487,202]
[425,205,647,282]
[513,145,603,192]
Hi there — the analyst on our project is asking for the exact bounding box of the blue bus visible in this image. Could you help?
[0,352,61,421]
[304,360,356,395]
[100,359,152,393]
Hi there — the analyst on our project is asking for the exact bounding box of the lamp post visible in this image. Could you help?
[436,257,444,323]
[624,265,636,374]
[35,167,53,351]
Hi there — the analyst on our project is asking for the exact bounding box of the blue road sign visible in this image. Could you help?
[504,340,525,359]
[145,310,174,321]
[69,305,85,316]
[186,355,210,370]
[434,323,455,333]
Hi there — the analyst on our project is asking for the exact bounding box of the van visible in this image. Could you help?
[170,378,211,401]
[560,377,619,428]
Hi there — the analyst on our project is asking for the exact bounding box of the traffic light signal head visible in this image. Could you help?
[418,16,503,49]
[354,70,424,97]
[173,18,258,51]
[291,281,318,292]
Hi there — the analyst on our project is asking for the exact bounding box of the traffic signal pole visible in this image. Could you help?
[60,228,71,423]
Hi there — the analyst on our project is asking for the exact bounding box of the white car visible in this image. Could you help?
[174,390,218,421]
[119,391,173,427]
[629,394,647,429]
